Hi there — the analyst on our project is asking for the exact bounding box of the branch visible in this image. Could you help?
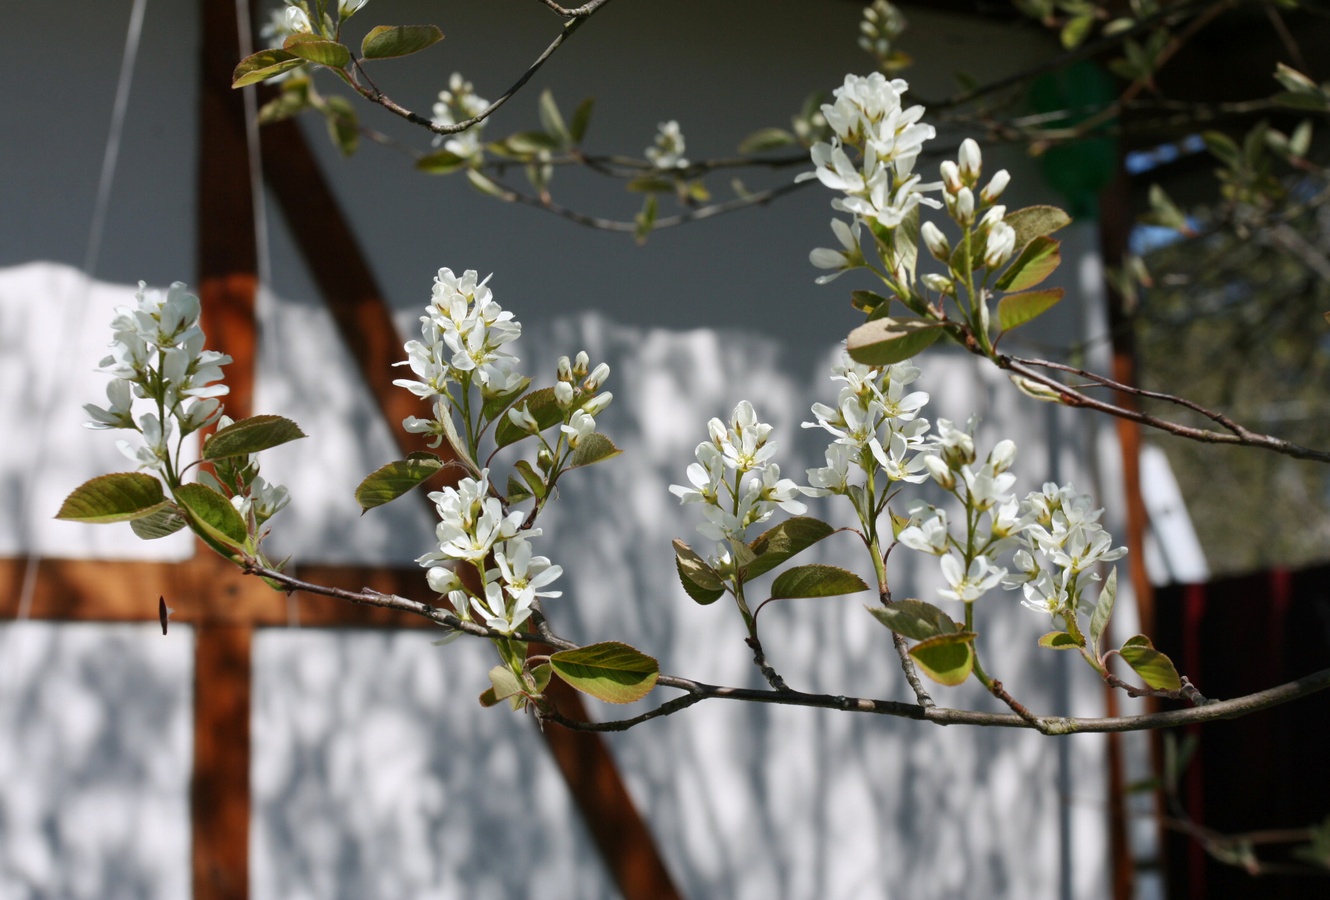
[241,562,1330,735]
[997,355,1330,464]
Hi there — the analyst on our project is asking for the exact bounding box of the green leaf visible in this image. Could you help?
[996,288,1064,332]
[416,149,470,174]
[511,459,547,500]
[1120,634,1182,690]
[478,687,503,707]
[995,235,1061,292]
[55,473,168,524]
[1005,205,1073,256]
[1088,568,1117,651]
[129,506,189,540]
[486,665,525,703]
[257,86,310,124]
[204,414,307,460]
[538,90,570,145]
[1060,14,1095,49]
[174,483,249,555]
[505,475,533,503]
[737,127,796,154]
[360,24,444,60]
[568,97,595,144]
[865,598,959,642]
[494,131,562,156]
[746,516,836,580]
[480,377,533,425]
[908,632,976,686]
[846,317,943,366]
[355,452,443,512]
[494,387,562,449]
[1143,183,1190,231]
[281,34,350,68]
[232,49,305,88]
[635,195,658,245]
[1203,130,1242,170]
[548,642,659,704]
[768,564,868,600]
[673,539,726,605]
[323,95,358,156]
[1038,630,1084,649]
[466,169,507,198]
[850,290,890,315]
[569,433,622,469]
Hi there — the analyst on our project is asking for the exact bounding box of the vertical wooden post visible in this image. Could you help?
[195,2,259,897]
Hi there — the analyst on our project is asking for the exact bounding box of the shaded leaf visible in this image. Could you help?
[995,235,1061,292]
[1005,205,1072,256]
[569,433,622,469]
[232,49,305,88]
[850,290,890,315]
[494,387,562,449]
[174,483,248,555]
[908,631,976,686]
[865,598,959,642]
[130,506,189,540]
[569,97,595,144]
[355,452,443,511]
[204,414,306,460]
[538,90,570,145]
[1120,634,1182,690]
[1038,630,1083,649]
[1088,568,1117,651]
[738,127,796,154]
[769,564,868,600]
[487,665,525,703]
[360,24,444,60]
[55,473,168,524]
[674,539,726,605]
[480,377,533,424]
[997,288,1064,332]
[282,34,350,68]
[323,95,358,156]
[549,642,659,704]
[746,516,836,580]
[416,149,470,174]
[846,317,943,366]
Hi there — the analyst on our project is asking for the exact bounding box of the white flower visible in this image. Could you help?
[494,537,563,608]
[983,220,1017,269]
[938,554,1005,603]
[84,379,135,430]
[646,120,688,169]
[803,442,854,497]
[561,409,596,448]
[432,73,489,160]
[670,443,725,505]
[809,218,864,283]
[898,508,949,555]
[116,412,172,472]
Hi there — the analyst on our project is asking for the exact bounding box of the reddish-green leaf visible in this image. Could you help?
[1005,205,1072,256]
[282,34,350,68]
[847,317,943,366]
[995,235,1061,292]
[548,642,659,704]
[673,539,726,605]
[204,414,306,460]
[174,483,249,556]
[232,49,305,88]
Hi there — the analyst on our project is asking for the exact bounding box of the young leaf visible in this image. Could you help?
[568,97,595,144]
[204,414,306,460]
[538,90,570,145]
[1004,205,1072,255]
[1120,634,1182,690]
[1038,631,1083,650]
[995,235,1061,292]
[282,34,351,68]
[846,317,943,366]
[355,452,443,512]
[769,565,868,600]
[738,127,796,154]
[996,288,1064,332]
[673,539,726,605]
[512,459,547,500]
[360,24,444,60]
[548,642,659,704]
[55,473,168,524]
[416,149,469,175]
[232,49,305,88]
[1088,568,1117,651]
[569,433,622,469]
[130,506,189,540]
[865,598,959,642]
[494,387,562,449]
[487,665,525,703]
[174,483,249,554]
[745,516,836,580]
[908,631,976,686]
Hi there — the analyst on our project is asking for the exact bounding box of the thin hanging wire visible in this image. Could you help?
[11,0,150,627]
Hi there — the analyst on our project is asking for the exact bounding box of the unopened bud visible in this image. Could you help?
[923,454,954,489]
[920,221,950,261]
[922,273,954,295]
[554,381,575,409]
[556,355,573,382]
[983,221,1016,269]
[940,159,962,194]
[582,391,613,417]
[952,187,974,226]
[573,351,590,378]
[980,169,1010,204]
[958,138,982,184]
[585,362,610,391]
[988,439,1016,475]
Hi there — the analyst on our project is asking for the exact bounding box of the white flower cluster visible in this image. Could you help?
[799,73,941,244]
[396,268,524,446]
[897,420,1125,613]
[670,401,806,550]
[508,351,613,450]
[1003,483,1127,617]
[802,352,931,494]
[417,470,561,634]
[85,281,231,471]
[432,73,490,163]
[646,120,689,170]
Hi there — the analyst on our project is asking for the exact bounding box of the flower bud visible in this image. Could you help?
[554,381,575,409]
[921,273,955,296]
[582,391,613,417]
[923,454,955,489]
[585,362,610,391]
[980,169,1010,204]
[573,351,590,378]
[939,159,962,194]
[920,221,950,261]
[507,403,539,433]
[958,138,982,184]
[427,565,462,594]
[983,221,1016,269]
[988,439,1016,475]
[537,448,555,472]
[556,355,573,382]
[952,187,974,226]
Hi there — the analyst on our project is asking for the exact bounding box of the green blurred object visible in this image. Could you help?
[1030,61,1118,219]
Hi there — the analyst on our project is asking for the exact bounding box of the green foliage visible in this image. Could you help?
[865,598,960,642]
[1119,634,1182,690]
[908,632,976,686]
[282,34,350,68]
[996,289,1064,332]
[1088,568,1117,652]
[1038,630,1083,649]
[548,642,659,704]
[174,483,249,557]
[494,387,562,449]
[355,452,444,511]
[768,564,868,600]
[232,49,305,88]
[55,473,168,524]
[569,433,622,469]
[673,539,726,605]
[995,236,1061,292]
[745,517,836,580]
[360,24,444,60]
[846,317,944,365]
[204,414,306,460]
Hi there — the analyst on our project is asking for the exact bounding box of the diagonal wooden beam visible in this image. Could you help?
[255,79,685,900]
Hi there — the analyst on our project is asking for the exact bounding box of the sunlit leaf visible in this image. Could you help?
[282,34,350,68]
[909,631,976,686]
[768,564,868,600]
[204,414,306,460]
[549,642,659,704]
[746,516,836,580]
[995,235,1061,292]
[232,49,305,88]
[1120,634,1182,690]
[1088,568,1117,651]
[55,473,168,524]
[355,452,443,511]
[1038,630,1083,649]
[865,598,959,642]
[996,288,1064,332]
